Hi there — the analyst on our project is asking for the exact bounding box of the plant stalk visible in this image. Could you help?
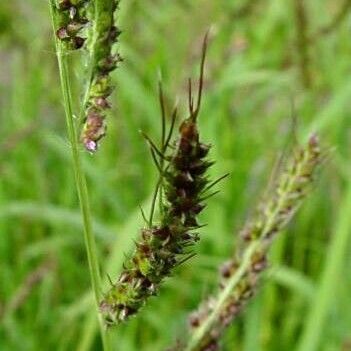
[49,2,109,349]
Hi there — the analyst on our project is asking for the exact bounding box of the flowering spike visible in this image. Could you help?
[99,37,226,325]
[55,0,90,50]
[174,135,324,351]
[53,0,122,151]
[80,0,122,151]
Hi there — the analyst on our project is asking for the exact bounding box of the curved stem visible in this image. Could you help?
[49,2,109,350]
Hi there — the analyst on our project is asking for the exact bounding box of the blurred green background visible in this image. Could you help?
[0,0,351,350]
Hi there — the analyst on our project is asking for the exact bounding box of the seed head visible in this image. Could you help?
[99,36,222,325]
[177,135,324,351]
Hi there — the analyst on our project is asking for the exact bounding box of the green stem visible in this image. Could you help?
[49,2,109,350]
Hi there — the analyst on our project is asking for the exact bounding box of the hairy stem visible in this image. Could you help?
[49,2,109,349]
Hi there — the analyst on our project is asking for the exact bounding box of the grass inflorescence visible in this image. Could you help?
[55,0,90,50]
[99,37,222,325]
[81,0,122,152]
[54,0,122,152]
[3,1,349,350]
[175,135,324,351]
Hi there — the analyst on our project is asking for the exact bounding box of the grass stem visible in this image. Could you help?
[49,2,109,350]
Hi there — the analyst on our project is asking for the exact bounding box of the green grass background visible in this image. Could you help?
[0,0,351,350]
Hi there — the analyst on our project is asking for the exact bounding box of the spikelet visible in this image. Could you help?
[81,0,122,152]
[55,0,90,50]
[99,36,220,325]
[53,0,122,151]
[175,135,324,351]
